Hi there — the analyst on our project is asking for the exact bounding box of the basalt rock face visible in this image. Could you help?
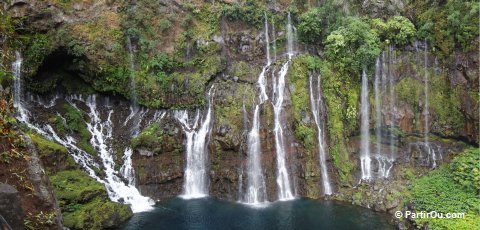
[0,183,24,230]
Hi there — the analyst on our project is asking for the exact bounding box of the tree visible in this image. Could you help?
[324,17,380,74]
[297,2,345,45]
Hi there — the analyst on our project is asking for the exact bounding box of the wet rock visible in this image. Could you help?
[0,183,24,230]
[138,149,154,157]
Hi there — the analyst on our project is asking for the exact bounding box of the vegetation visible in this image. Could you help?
[324,17,380,74]
[410,148,480,229]
[51,170,133,229]
[61,104,95,155]
[408,0,479,58]
[222,0,265,27]
[297,2,345,44]
[370,16,417,46]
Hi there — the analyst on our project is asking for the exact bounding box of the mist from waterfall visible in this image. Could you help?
[175,86,215,199]
[308,73,332,195]
[360,69,372,180]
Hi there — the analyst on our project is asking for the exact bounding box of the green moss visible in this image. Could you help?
[29,133,68,157]
[320,62,357,185]
[62,104,95,155]
[51,170,106,203]
[51,170,132,229]
[132,122,182,155]
[29,133,78,173]
[396,68,465,136]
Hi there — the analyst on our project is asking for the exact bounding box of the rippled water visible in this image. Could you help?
[120,197,394,230]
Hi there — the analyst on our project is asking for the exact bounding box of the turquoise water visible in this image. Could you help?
[120,197,394,230]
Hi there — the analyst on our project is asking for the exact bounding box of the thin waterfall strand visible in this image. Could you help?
[360,69,372,180]
[309,74,332,195]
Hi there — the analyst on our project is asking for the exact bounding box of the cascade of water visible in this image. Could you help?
[245,105,268,204]
[120,148,136,185]
[243,14,273,205]
[308,73,332,195]
[81,95,154,212]
[126,36,143,137]
[360,69,372,180]
[388,45,397,160]
[12,51,153,212]
[423,41,436,168]
[12,51,29,122]
[286,12,294,58]
[175,86,215,199]
[18,94,154,212]
[272,14,296,200]
[374,56,394,179]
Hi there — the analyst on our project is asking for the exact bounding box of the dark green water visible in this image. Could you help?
[121,197,394,230]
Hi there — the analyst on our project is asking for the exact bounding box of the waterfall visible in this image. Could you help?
[374,56,393,178]
[245,105,268,204]
[272,13,295,200]
[388,45,397,161]
[423,41,436,168]
[126,36,143,136]
[17,95,154,212]
[243,14,272,205]
[12,51,28,122]
[286,12,294,58]
[82,96,153,212]
[175,86,215,199]
[360,69,372,180]
[308,73,332,195]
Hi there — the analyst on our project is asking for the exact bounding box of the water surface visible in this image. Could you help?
[121,197,394,230]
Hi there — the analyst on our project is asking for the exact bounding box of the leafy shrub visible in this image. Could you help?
[222,0,264,26]
[410,149,480,229]
[450,148,480,192]
[384,16,416,46]
[297,3,345,44]
[371,16,417,46]
[411,0,479,56]
[324,17,380,74]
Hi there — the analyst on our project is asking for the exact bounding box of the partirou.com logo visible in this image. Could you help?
[394,211,465,219]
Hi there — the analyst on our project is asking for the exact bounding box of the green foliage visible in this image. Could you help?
[131,123,164,153]
[410,0,479,57]
[290,55,356,185]
[222,0,265,27]
[23,34,54,75]
[297,3,345,44]
[384,16,416,46]
[410,163,480,229]
[324,17,380,74]
[450,148,480,192]
[371,16,416,46]
[51,170,132,229]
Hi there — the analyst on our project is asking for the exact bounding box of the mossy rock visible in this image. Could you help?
[29,133,78,173]
[50,170,133,229]
[50,170,107,203]
[62,197,132,230]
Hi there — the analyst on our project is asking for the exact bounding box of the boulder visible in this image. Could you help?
[0,183,24,230]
